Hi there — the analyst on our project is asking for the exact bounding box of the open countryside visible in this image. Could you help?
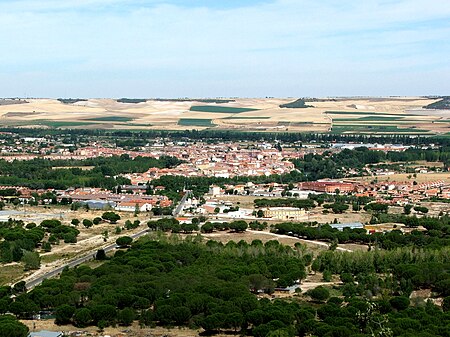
[1,97,450,134]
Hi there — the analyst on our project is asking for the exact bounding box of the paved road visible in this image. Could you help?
[25,228,150,290]
[172,190,191,217]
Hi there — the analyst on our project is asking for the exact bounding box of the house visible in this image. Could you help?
[208,185,222,197]
[263,207,307,220]
[115,201,152,212]
[176,217,191,224]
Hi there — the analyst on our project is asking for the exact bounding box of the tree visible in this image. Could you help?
[95,249,107,260]
[257,209,264,218]
[307,286,330,302]
[118,307,135,326]
[42,241,52,252]
[329,239,338,251]
[82,219,93,228]
[390,296,410,311]
[322,270,332,282]
[63,233,77,243]
[225,312,244,331]
[200,313,226,331]
[201,222,214,233]
[323,203,348,214]
[71,218,80,226]
[172,306,191,325]
[364,202,389,213]
[134,203,140,216]
[93,217,102,225]
[73,308,92,327]
[414,206,429,214]
[0,315,29,337]
[229,220,248,232]
[214,207,220,214]
[116,236,133,247]
[403,204,413,215]
[55,304,75,325]
[443,296,450,312]
[22,251,40,270]
[12,281,26,294]
[90,304,117,326]
[102,211,121,224]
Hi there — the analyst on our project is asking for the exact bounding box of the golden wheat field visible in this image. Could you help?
[0,97,449,134]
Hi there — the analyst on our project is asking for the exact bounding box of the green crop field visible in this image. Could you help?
[334,116,405,122]
[32,120,95,128]
[223,116,271,119]
[86,116,133,122]
[189,106,259,113]
[331,125,429,134]
[178,118,215,127]
[326,111,418,117]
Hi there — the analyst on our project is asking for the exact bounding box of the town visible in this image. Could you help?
[1,129,450,337]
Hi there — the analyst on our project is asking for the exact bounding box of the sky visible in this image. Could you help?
[0,0,449,98]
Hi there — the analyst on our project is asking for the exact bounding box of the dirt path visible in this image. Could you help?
[246,230,353,252]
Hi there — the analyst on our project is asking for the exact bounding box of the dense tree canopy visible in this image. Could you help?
[1,234,448,336]
[0,155,181,189]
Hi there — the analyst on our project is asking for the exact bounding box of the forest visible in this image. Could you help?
[423,97,450,110]
[57,98,87,104]
[0,219,79,266]
[0,154,181,189]
[1,235,449,337]
[116,98,148,104]
[279,99,314,109]
[292,147,450,181]
[273,213,450,249]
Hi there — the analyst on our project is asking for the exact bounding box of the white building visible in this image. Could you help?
[208,185,222,197]
[115,201,152,212]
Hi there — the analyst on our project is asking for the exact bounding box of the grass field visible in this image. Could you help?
[0,264,23,285]
[178,118,215,127]
[86,116,133,122]
[190,106,259,113]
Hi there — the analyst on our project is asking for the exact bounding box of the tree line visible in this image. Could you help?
[0,154,181,190]
[274,213,450,250]
[5,127,450,146]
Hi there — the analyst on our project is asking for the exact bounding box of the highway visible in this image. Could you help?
[25,228,150,290]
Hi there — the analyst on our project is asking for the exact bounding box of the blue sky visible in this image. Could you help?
[0,0,449,98]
